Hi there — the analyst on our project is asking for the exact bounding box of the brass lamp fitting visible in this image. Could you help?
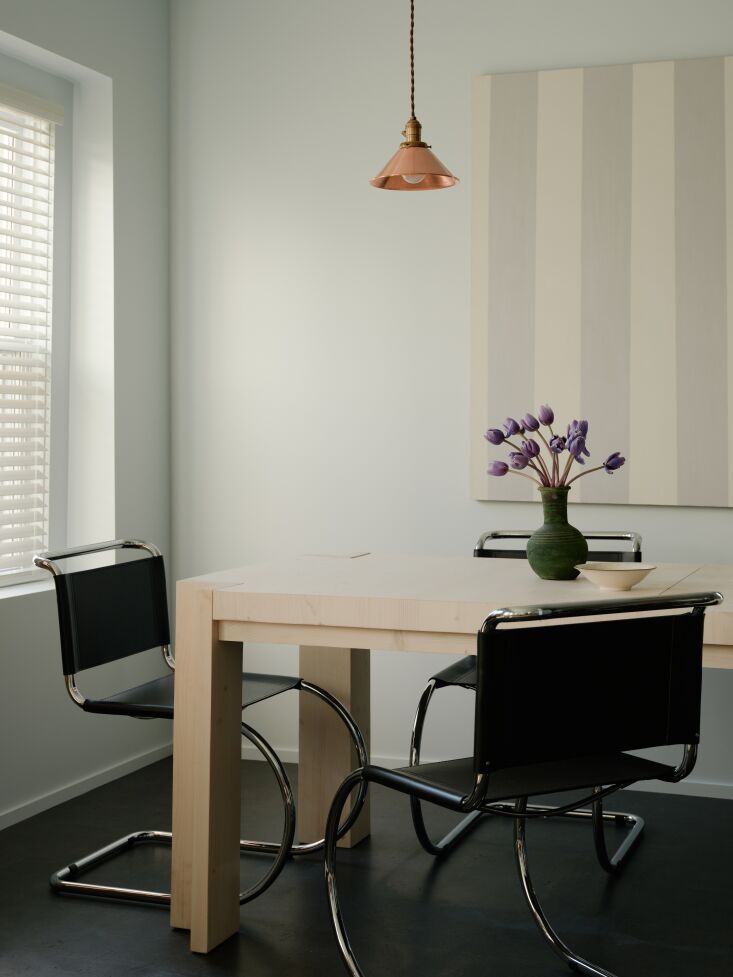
[401,116,430,148]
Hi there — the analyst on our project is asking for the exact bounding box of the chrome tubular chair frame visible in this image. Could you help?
[409,528,644,862]
[36,539,367,906]
[409,684,644,866]
[51,721,295,907]
[473,529,642,561]
[249,680,369,857]
[326,592,719,977]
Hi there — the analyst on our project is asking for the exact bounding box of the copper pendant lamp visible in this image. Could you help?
[370,0,458,191]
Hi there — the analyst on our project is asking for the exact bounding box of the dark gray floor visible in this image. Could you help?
[0,758,731,976]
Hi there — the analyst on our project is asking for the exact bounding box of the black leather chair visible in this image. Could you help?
[410,529,645,861]
[326,591,720,977]
[34,538,367,905]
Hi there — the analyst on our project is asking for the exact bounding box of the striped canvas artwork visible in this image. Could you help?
[471,57,733,507]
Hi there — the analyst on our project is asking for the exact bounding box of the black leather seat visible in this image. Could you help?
[390,753,672,806]
[86,671,302,718]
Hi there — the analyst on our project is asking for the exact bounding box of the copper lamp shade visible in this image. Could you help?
[370,125,459,191]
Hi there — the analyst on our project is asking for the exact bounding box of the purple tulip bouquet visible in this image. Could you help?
[484,405,625,488]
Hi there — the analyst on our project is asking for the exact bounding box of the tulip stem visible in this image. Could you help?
[528,460,550,486]
[566,464,605,486]
[507,469,543,485]
[532,450,552,484]
[534,431,555,485]
[536,430,552,453]
[559,454,575,486]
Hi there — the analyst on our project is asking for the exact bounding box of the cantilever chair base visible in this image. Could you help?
[326,767,647,977]
[51,720,297,907]
[409,657,644,869]
[411,797,644,870]
[51,830,172,906]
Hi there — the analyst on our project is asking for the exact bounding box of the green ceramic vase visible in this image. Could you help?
[526,486,588,580]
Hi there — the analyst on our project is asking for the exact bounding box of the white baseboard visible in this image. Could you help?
[627,777,733,801]
[243,742,300,765]
[241,744,733,801]
[0,741,173,831]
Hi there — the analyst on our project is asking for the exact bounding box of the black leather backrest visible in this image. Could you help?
[473,610,704,774]
[53,555,170,675]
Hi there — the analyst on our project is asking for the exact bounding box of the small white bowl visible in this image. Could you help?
[575,562,657,591]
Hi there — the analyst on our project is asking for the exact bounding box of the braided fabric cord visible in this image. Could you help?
[410,0,415,117]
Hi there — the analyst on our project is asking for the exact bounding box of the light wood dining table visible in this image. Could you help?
[168,553,733,952]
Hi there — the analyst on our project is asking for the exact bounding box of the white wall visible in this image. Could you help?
[0,0,170,828]
[171,0,733,798]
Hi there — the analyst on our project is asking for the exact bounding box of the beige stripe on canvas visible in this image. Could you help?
[629,61,677,505]
[533,68,583,438]
[579,64,632,504]
[485,71,538,502]
[726,57,733,506]
[675,57,727,507]
[470,76,491,500]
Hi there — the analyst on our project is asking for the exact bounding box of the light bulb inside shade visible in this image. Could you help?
[401,173,425,185]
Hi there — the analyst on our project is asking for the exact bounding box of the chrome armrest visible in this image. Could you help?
[474,529,642,554]
[580,531,642,553]
[480,591,722,633]
[474,530,532,551]
[34,538,161,577]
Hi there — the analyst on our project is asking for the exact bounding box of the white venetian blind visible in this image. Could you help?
[0,97,56,577]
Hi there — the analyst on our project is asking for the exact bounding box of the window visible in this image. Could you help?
[0,94,59,580]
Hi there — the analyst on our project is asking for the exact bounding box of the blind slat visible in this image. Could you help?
[0,539,44,559]
[0,414,47,426]
[0,229,51,248]
[0,258,50,276]
[0,491,44,505]
[0,385,47,397]
[0,192,50,215]
[0,271,49,287]
[0,143,52,166]
[0,156,52,177]
[0,287,50,304]
[0,131,53,153]
[0,241,51,259]
[0,452,45,465]
[0,305,50,321]
[0,523,43,542]
[0,311,51,326]
[0,218,50,235]
[0,328,50,342]
[0,469,47,483]
[0,375,46,386]
[0,425,47,438]
[0,354,47,363]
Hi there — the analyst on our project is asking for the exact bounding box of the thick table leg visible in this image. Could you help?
[171,580,242,952]
[298,646,371,848]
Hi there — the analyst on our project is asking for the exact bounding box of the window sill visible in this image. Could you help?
[0,573,53,600]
